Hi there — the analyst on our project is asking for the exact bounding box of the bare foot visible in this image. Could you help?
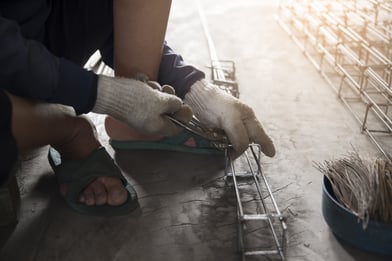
[54,116,129,207]
[59,177,128,206]
[104,116,163,141]
[105,115,198,147]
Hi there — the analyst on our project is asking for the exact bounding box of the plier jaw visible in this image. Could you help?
[166,115,230,150]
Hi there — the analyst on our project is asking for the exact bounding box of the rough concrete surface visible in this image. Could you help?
[1,1,390,261]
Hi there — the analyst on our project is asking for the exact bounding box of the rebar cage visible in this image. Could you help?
[210,60,240,98]
[276,0,392,159]
[211,61,287,260]
[225,145,287,260]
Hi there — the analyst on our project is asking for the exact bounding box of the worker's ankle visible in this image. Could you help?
[52,116,100,161]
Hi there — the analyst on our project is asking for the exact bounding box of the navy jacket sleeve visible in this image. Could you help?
[158,42,205,98]
[100,40,205,99]
[0,15,98,114]
[158,43,205,98]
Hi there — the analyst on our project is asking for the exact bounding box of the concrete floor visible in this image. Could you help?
[1,1,390,260]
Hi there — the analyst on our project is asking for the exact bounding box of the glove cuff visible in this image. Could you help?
[92,75,143,121]
[184,79,215,114]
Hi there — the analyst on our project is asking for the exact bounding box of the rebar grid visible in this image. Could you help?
[276,0,392,159]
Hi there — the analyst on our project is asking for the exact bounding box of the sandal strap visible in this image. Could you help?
[48,147,138,216]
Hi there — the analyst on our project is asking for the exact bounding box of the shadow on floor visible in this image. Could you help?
[1,148,246,261]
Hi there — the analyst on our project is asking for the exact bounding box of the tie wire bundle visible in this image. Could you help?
[315,152,392,228]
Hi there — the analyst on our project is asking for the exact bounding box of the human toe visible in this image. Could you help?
[89,180,108,206]
[97,177,128,206]
[80,186,95,206]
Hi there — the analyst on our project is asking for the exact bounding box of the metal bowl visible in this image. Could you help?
[322,176,392,256]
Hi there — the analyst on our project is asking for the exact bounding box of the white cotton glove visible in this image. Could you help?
[184,79,276,157]
[92,75,193,136]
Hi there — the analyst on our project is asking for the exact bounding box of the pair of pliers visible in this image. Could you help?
[166,115,230,150]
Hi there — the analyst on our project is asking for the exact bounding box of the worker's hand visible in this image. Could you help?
[93,75,192,136]
[184,80,275,157]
